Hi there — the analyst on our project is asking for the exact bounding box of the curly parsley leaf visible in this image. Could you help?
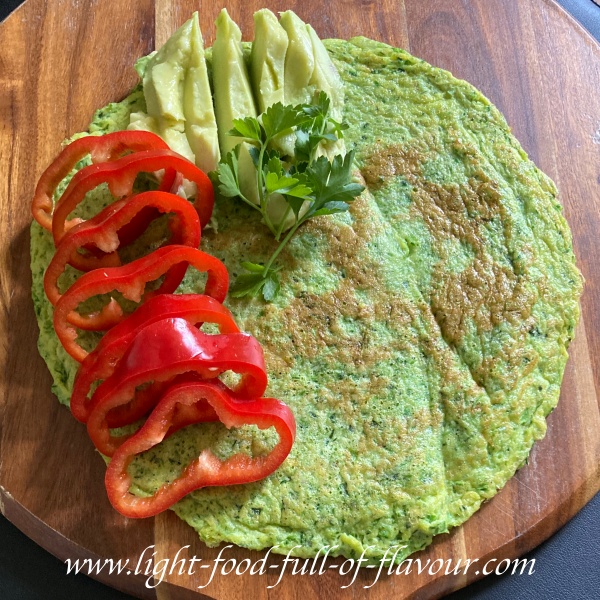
[265,173,311,196]
[263,158,311,197]
[312,200,352,217]
[261,273,281,302]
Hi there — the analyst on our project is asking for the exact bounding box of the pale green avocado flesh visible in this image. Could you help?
[30,38,583,562]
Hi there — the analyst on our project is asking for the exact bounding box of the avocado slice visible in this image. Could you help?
[306,24,344,122]
[277,12,346,162]
[306,24,346,159]
[129,17,195,162]
[212,9,257,154]
[280,10,315,106]
[212,9,261,205]
[128,13,220,173]
[250,9,288,113]
[183,14,220,173]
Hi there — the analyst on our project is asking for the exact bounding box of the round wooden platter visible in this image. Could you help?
[1,0,599,598]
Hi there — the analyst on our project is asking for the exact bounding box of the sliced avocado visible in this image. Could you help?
[212,8,257,154]
[280,11,315,106]
[183,14,220,173]
[250,9,288,112]
[133,53,154,79]
[212,9,260,205]
[143,19,191,122]
[129,17,195,161]
[306,24,344,121]
[266,191,305,233]
[128,13,220,172]
[306,24,346,159]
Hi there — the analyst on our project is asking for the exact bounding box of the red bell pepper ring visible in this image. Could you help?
[104,167,182,248]
[43,190,201,307]
[31,131,172,231]
[71,294,240,425]
[104,378,295,519]
[86,318,268,456]
[52,149,214,245]
[53,246,230,362]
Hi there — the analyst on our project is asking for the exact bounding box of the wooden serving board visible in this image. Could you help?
[1,1,599,598]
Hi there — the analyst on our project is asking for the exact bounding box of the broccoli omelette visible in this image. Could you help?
[30,36,583,563]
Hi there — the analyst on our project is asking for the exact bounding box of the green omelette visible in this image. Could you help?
[30,34,583,563]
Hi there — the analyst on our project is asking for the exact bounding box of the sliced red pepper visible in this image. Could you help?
[111,168,181,247]
[43,190,201,307]
[31,131,171,231]
[71,294,240,425]
[104,378,295,518]
[53,246,229,362]
[86,318,268,456]
[52,149,214,245]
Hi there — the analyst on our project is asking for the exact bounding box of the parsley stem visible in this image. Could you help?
[263,219,303,275]
[236,191,260,213]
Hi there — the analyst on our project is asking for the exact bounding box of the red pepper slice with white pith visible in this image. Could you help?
[51,149,214,245]
[31,130,173,231]
[44,190,201,306]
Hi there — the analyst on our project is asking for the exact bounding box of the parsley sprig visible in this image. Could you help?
[215,92,364,301]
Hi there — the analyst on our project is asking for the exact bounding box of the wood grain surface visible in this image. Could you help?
[1,1,599,599]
